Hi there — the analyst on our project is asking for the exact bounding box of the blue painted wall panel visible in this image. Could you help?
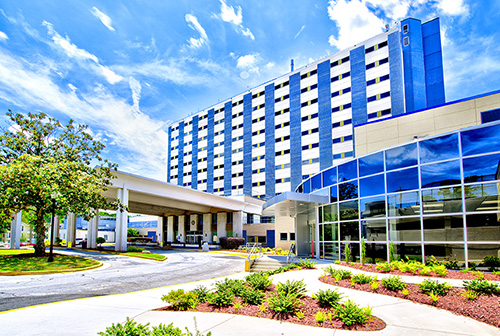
[401,18,427,113]
[422,18,445,107]
[191,116,199,189]
[350,46,367,126]
[266,230,275,248]
[243,230,247,243]
[388,31,405,116]
[177,122,185,186]
[224,102,233,195]
[317,60,333,170]
[264,83,276,199]
[243,93,253,195]
[207,108,215,193]
[289,73,302,190]
[167,127,171,182]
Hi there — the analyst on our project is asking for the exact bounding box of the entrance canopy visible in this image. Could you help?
[262,192,329,217]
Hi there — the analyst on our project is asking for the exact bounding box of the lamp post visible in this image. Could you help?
[47,198,56,262]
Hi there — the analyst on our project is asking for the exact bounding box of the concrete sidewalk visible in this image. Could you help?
[0,264,498,336]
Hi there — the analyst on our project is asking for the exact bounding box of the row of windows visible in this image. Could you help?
[368,108,391,119]
[276,149,291,156]
[331,71,351,83]
[302,142,319,150]
[276,177,291,184]
[253,103,265,111]
[333,151,354,160]
[365,40,388,54]
[301,84,318,93]
[366,57,389,70]
[301,98,318,107]
[331,56,350,68]
[301,69,318,79]
[275,121,290,129]
[332,87,351,98]
[332,103,352,113]
[367,74,389,86]
[332,135,353,144]
[367,91,390,103]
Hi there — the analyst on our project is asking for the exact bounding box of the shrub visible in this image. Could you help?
[98,317,150,336]
[297,258,316,269]
[376,263,394,272]
[214,278,246,296]
[461,290,479,301]
[267,292,302,314]
[381,276,406,291]
[370,281,379,290]
[388,241,395,263]
[483,256,500,271]
[96,237,106,246]
[150,323,185,336]
[191,286,211,303]
[240,287,264,305]
[276,279,307,297]
[209,289,234,307]
[401,289,409,296]
[463,279,500,295]
[352,273,374,285]
[430,264,447,277]
[127,246,145,252]
[315,311,326,324]
[418,279,452,296]
[324,266,352,281]
[334,300,371,326]
[345,243,351,262]
[245,273,272,291]
[296,310,305,320]
[219,237,245,249]
[418,267,432,276]
[429,292,439,304]
[471,270,485,280]
[162,289,198,311]
[360,237,366,265]
[312,289,343,307]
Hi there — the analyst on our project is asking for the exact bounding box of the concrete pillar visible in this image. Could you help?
[157,216,164,246]
[178,215,185,243]
[9,212,22,249]
[115,187,129,252]
[216,212,227,242]
[87,212,98,249]
[54,216,60,240]
[233,211,244,238]
[167,216,174,242]
[202,213,212,243]
[66,213,76,247]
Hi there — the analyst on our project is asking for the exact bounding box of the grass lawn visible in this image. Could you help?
[0,250,101,274]
[121,252,167,261]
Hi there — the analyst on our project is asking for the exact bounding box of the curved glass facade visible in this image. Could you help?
[296,122,500,265]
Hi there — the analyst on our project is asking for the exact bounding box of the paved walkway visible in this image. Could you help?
[0,262,498,336]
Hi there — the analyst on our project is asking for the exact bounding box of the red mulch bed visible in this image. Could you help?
[319,275,500,328]
[155,285,386,331]
[337,262,500,281]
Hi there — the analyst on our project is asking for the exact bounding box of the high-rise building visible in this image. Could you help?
[167,17,445,201]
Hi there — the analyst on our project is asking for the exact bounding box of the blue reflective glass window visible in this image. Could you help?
[338,160,357,182]
[360,196,386,218]
[359,174,385,197]
[421,160,461,188]
[330,185,338,202]
[339,181,358,201]
[419,133,459,164]
[297,184,303,193]
[463,153,500,183]
[386,167,418,193]
[339,201,359,220]
[359,152,384,177]
[303,179,311,194]
[385,143,417,171]
[322,167,337,187]
[311,174,322,192]
[461,123,500,157]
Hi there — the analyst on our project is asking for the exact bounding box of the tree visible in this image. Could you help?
[127,228,140,237]
[96,237,106,247]
[0,111,123,256]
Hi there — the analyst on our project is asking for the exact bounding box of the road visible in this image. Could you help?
[0,249,244,312]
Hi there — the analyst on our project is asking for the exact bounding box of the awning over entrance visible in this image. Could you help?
[262,192,329,217]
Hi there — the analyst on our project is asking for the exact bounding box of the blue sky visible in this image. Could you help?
[0,0,498,180]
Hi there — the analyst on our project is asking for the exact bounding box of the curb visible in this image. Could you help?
[0,259,103,276]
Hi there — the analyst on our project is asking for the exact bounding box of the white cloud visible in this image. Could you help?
[365,0,411,20]
[214,0,255,40]
[0,31,8,41]
[90,6,116,31]
[0,50,168,179]
[236,54,259,70]
[294,25,306,39]
[129,77,141,111]
[185,14,209,49]
[43,21,123,84]
[436,0,469,16]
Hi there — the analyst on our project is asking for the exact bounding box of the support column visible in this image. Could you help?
[178,215,185,243]
[87,212,98,249]
[167,216,174,243]
[157,216,164,246]
[54,216,60,241]
[115,187,129,252]
[202,213,212,243]
[216,213,227,243]
[9,212,22,249]
[232,211,244,238]
[66,213,76,248]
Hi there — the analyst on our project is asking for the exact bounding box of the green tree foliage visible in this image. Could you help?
[127,228,140,237]
[0,111,123,256]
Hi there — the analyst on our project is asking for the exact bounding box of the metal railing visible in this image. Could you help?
[246,242,263,261]
[287,243,296,264]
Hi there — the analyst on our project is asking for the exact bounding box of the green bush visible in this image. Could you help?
[267,292,302,314]
[240,287,264,305]
[245,273,271,291]
[98,317,150,336]
[209,289,234,307]
[127,228,140,237]
[351,273,374,285]
[463,279,500,295]
[161,289,198,311]
[276,279,307,297]
[334,300,371,326]
[381,276,406,291]
[324,266,352,281]
[430,264,447,277]
[297,258,316,269]
[214,278,246,296]
[483,256,500,271]
[191,286,211,303]
[127,246,145,252]
[418,279,452,296]
[150,323,184,336]
[312,289,343,307]
[219,237,245,249]
[375,263,394,272]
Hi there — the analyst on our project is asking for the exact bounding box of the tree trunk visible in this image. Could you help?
[33,211,46,256]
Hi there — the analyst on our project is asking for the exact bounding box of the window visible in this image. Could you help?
[403,36,409,46]
[403,24,408,34]
[280,232,288,241]
[289,232,295,241]
[385,143,417,171]
[420,133,459,164]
